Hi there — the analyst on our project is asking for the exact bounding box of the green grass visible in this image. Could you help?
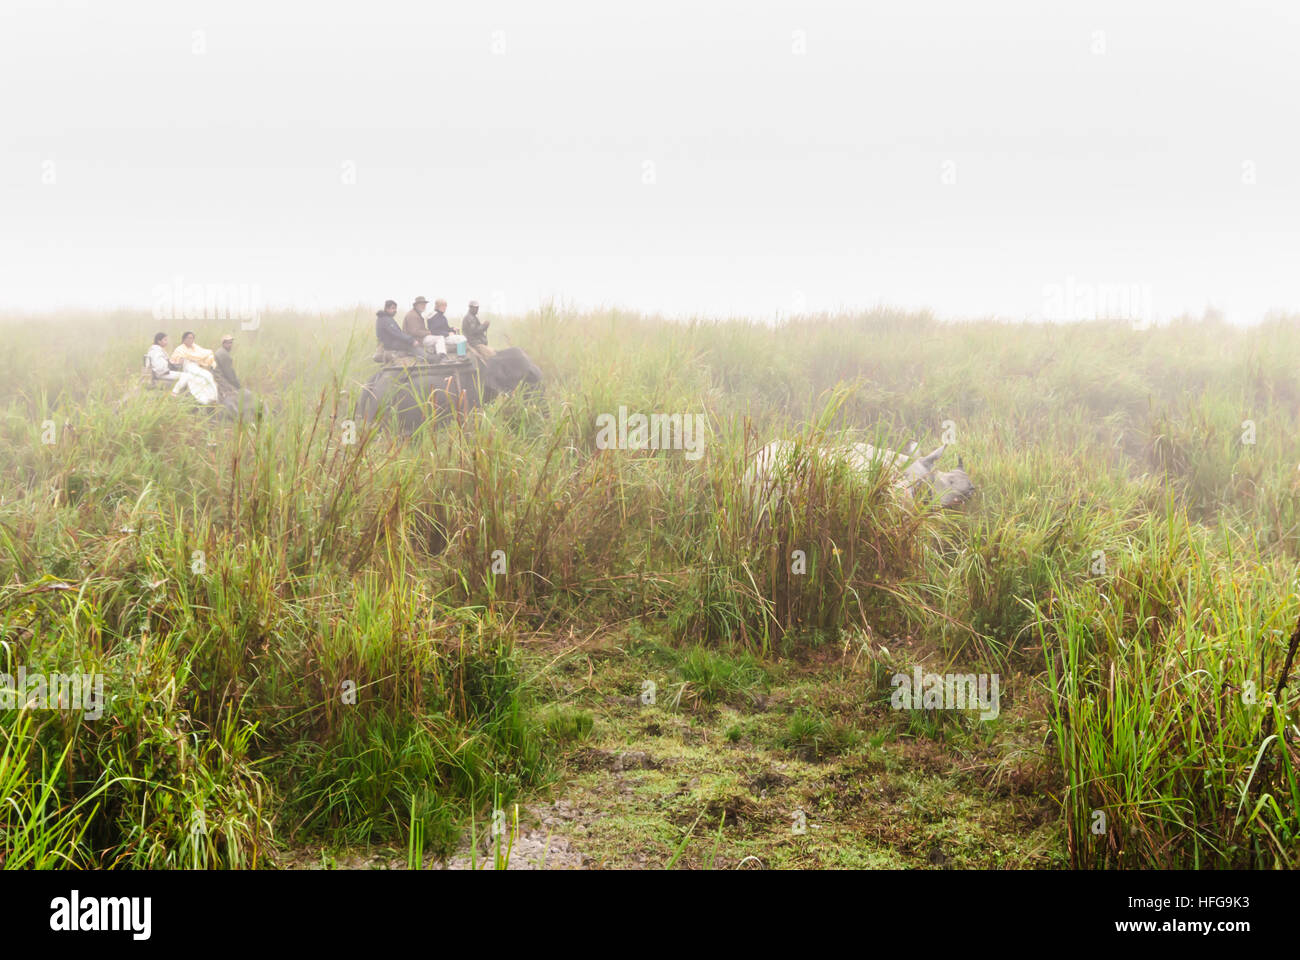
[674,646,768,708]
[1,305,1298,867]
[776,707,861,760]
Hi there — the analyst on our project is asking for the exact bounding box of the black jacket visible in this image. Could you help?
[428,311,452,337]
[376,310,416,351]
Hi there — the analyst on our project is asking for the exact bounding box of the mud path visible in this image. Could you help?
[281,630,1063,870]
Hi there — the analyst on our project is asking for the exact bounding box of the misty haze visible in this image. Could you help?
[0,0,1296,924]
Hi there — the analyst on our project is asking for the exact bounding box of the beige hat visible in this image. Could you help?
[221,333,235,343]
[414,296,429,305]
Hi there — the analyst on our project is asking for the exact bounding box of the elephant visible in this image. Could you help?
[354,346,543,434]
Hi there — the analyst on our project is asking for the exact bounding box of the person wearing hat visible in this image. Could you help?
[214,333,241,396]
[462,300,490,347]
[404,297,432,342]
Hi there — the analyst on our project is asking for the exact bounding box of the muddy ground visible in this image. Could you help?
[283,628,1065,870]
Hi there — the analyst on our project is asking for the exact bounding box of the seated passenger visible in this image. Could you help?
[169,331,217,370]
[462,301,495,358]
[428,299,454,337]
[214,333,241,398]
[169,331,220,404]
[462,300,489,346]
[404,297,434,345]
[146,332,181,382]
[376,299,422,357]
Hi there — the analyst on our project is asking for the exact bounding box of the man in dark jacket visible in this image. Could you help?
[428,299,454,337]
[376,300,419,353]
[214,334,241,394]
[462,300,489,346]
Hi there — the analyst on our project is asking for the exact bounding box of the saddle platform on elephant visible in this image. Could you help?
[376,356,477,375]
[371,346,479,370]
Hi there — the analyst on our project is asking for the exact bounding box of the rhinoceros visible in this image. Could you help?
[354,347,543,434]
[748,438,975,509]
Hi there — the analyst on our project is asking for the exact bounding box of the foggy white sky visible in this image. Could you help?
[2,0,1297,323]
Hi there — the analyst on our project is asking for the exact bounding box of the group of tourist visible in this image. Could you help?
[146,330,242,404]
[375,297,492,360]
[144,296,492,405]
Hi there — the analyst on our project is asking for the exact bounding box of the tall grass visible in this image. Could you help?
[2,305,1299,867]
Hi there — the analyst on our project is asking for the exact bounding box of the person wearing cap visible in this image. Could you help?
[214,334,241,395]
[462,300,490,347]
[428,299,454,337]
[404,297,431,341]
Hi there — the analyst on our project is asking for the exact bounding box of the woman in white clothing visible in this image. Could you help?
[146,332,181,382]
[168,331,220,404]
